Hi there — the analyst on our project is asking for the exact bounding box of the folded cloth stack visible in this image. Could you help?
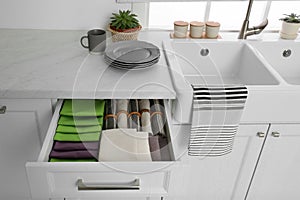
[98,128,171,161]
[49,99,105,162]
[98,129,151,161]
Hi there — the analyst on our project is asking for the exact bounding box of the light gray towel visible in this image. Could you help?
[98,129,152,161]
[139,99,153,134]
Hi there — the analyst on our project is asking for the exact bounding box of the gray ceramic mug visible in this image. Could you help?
[80,29,106,54]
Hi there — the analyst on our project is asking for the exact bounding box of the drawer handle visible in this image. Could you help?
[0,106,6,114]
[257,132,265,138]
[77,178,140,191]
[271,132,280,138]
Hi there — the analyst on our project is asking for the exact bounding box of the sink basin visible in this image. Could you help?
[167,41,279,85]
[251,41,300,85]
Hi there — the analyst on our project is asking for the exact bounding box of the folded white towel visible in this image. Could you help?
[98,129,152,161]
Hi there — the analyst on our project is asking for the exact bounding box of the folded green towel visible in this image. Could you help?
[60,99,105,117]
[58,116,103,126]
[56,125,102,133]
[49,158,97,162]
[54,132,101,142]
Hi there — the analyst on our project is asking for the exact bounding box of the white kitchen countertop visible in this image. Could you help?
[0,29,176,99]
[0,28,299,99]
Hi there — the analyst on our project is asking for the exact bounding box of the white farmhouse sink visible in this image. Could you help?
[165,41,279,86]
[251,41,300,85]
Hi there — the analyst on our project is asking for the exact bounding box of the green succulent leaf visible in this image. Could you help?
[110,9,140,30]
[279,13,300,23]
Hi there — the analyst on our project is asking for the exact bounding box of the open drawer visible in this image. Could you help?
[26,99,180,200]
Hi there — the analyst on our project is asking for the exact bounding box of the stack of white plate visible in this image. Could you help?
[104,40,160,70]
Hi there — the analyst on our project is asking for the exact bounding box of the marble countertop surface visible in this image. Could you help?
[0,29,176,99]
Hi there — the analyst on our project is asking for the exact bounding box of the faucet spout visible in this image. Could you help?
[249,19,268,31]
[245,19,268,37]
[238,0,268,39]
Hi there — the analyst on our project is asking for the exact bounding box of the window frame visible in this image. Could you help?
[130,0,300,32]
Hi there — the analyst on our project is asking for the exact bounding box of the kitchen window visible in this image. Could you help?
[130,0,300,32]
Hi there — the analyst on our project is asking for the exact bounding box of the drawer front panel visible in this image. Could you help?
[27,162,174,199]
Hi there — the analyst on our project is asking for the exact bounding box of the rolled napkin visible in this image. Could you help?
[98,129,152,161]
[128,99,140,131]
[54,132,101,142]
[49,150,98,159]
[117,99,129,128]
[150,99,166,136]
[139,99,153,134]
[56,125,102,133]
[148,135,161,161]
[58,116,103,126]
[104,99,117,129]
[60,99,105,117]
[52,141,99,151]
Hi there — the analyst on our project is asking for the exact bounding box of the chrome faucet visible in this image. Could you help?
[238,0,268,39]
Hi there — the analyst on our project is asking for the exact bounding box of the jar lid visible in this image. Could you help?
[190,21,204,27]
[174,21,189,26]
[206,21,220,27]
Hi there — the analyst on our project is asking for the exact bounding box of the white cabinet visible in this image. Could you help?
[247,124,300,200]
[179,124,269,200]
[0,99,53,200]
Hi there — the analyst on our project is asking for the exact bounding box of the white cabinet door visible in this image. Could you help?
[0,99,52,200]
[179,125,268,200]
[247,124,300,200]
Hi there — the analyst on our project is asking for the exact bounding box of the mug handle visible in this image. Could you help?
[80,36,89,48]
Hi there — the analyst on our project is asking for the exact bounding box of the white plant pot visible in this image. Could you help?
[280,21,300,40]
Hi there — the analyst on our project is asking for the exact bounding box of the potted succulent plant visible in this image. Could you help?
[108,10,142,42]
[279,13,300,39]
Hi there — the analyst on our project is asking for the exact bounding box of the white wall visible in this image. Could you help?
[0,0,131,29]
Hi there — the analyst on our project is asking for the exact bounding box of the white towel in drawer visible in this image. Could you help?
[26,99,180,200]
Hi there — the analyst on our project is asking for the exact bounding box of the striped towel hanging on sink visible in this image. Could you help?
[189,85,248,157]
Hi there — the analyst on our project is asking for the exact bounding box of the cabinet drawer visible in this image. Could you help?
[26,99,178,200]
